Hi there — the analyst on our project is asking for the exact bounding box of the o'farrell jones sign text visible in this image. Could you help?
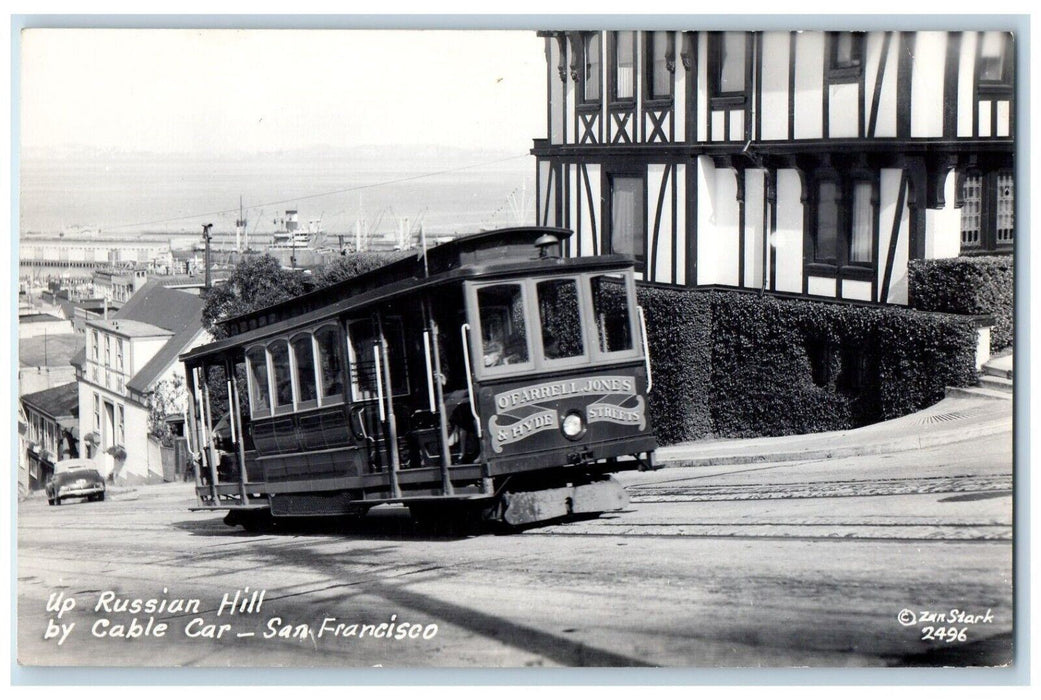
[489,375,645,453]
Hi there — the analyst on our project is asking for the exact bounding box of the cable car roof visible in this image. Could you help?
[181,227,634,365]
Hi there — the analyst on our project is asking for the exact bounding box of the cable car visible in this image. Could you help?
[180,227,656,530]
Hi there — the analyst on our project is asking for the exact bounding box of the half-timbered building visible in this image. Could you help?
[532,30,1014,305]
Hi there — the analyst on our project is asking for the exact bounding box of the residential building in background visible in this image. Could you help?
[19,382,80,492]
[72,280,210,484]
[532,30,1014,302]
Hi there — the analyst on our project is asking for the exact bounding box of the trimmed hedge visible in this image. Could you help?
[636,286,713,445]
[639,287,980,444]
[908,256,1013,351]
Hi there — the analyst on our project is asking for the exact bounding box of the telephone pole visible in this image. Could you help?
[202,223,214,289]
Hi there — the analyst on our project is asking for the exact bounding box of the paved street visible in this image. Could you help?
[17,428,1013,669]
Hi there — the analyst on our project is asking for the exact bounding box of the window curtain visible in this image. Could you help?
[584,34,601,101]
[615,31,634,99]
[611,177,643,258]
[651,32,670,97]
[816,181,839,261]
[720,32,745,93]
[849,182,874,263]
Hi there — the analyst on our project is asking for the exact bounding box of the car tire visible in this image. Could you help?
[54,497,61,506]
[97,493,105,502]
[47,497,54,506]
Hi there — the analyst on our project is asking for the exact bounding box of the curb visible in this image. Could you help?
[656,419,1010,468]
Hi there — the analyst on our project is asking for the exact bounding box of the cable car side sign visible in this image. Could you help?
[489,375,646,453]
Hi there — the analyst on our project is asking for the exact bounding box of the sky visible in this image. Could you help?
[20,29,547,155]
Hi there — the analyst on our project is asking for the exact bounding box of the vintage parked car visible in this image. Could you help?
[46,459,106,505]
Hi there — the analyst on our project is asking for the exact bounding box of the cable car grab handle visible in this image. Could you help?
[637,306,653,394]
[226,379,237,445]
[460,323,483,438]
[422,330,436,413]
[373,344,386,423]
[183,409,194,454]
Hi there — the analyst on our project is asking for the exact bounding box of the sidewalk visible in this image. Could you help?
[656,395,1013,468]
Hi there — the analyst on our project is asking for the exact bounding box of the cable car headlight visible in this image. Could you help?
[561,411,585,440]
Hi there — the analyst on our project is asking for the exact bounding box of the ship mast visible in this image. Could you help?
[235,195,247,253]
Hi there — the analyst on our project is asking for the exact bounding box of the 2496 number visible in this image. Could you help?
[921,626,968,643]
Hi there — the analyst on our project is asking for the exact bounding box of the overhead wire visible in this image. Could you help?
[101,152,531,232]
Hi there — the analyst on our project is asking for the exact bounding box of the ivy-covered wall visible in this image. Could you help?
[639,287,981,444]
[908,256,1013,351]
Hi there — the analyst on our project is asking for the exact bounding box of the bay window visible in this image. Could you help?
[960,170,1014,253]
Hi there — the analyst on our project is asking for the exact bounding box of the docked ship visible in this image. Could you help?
[268,210,324,251]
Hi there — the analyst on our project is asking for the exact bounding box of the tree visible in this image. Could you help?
[201,251,409,340]
[201,255,310,339]
[148,374,188,447]
[309,251,405,289]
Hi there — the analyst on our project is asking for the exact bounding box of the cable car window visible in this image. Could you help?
[269,339,294,409]
[347,317,409,402]
[476,284,530,368]
[245,347,270,416]
[536,278,585,361]
[348,319,379,402]
[291,334,318,404]
[590,274,634,353]
[314,325,344,401]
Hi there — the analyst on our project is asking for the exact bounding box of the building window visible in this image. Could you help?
[979,31,1013,87]
[104,335,111,367]
[996,172,1014,246]
[93,393,101,432]
[960,170,1014,252]
[827,32,864,76]
[92,330,99,362]
[117,404,125,446]
[116,338,124,371]
[606,174,646,269]
[814,179,840,265]
[610,31,636,102]
[581,33,602,103]
[849,181,875,264]
[810,172,878,274]
[646,31,674,100]
[960,174,983,249]
[709,31,747,99]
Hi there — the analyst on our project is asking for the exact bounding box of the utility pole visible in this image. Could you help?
[202,224,214,289]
